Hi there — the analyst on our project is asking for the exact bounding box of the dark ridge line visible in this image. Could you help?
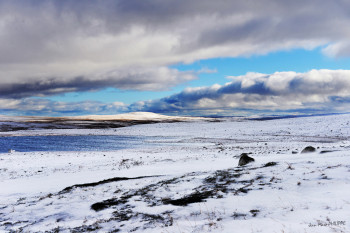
[59,175,162,194]
[0,119,181,132]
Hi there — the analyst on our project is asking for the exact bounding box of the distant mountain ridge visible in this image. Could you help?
[0,112,213,132]
[0,112,208,122]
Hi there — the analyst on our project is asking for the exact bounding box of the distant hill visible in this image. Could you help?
[0,112,214,132]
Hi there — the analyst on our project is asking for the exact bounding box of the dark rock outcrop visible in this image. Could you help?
[320,150,336,154]
[238,153,255,166]
[301,146,316,153]
[263,162,277,167]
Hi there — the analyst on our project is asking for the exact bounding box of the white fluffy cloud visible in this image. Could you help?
[0,98,128,116]
[130,69,350,114]
[1,0,350,98]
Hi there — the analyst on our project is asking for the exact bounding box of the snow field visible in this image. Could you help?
[1,114,350,232]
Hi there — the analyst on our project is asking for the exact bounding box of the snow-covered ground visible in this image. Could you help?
[1,114,350,232]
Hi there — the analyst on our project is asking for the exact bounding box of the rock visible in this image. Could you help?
[319,150,336,154]
[301,146,316,153]
[263,162,277,167]
[238,153,255,166]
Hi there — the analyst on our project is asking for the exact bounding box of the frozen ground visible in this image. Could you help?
[1,114,350,232]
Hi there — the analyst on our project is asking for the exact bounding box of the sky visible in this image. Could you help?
[1,0,350,116]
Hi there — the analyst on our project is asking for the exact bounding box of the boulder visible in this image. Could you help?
[301,146,316,153]
[263,162,277,167]
[238,153,255,166]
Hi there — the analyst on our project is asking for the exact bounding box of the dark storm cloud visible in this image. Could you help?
[0,67,196,98]
[1,0,350,101]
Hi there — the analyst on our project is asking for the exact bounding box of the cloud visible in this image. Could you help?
[2,69,350,116]
[1,0,350,98]
[0,66,196,98]
[0,98,128,116]
[130,69,350,115]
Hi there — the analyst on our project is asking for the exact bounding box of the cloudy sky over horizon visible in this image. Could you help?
[2,0,350,116]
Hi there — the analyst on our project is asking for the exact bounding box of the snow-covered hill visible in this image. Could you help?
[72,112,206,121]
[0,112,212,133]
[0,112,207,122]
